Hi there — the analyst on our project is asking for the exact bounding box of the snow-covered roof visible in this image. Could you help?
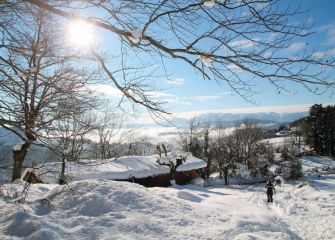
[176,155,207,172]
[23,153,206,183]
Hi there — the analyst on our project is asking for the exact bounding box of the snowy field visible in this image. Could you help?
[0,173,334,240]
[0,156,334,239]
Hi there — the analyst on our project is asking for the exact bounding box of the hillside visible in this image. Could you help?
[0,156,334,239]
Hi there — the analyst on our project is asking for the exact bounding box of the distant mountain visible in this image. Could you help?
[128,111,308,129]
[195,111,307,123]
[167,111,308,128]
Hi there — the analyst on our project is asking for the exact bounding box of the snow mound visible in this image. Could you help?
[5,212,37,237]
[1,176,334,239]
[190,176,204,187]
[177,191,202,203]
[0,180,211,239]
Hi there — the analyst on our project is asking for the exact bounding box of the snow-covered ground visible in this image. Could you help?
[300,156,335,173]
[1,156,334,240]
[260,136,293,147]
[0,175,334,239]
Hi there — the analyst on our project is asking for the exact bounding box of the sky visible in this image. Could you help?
[74,0,335,122]
[155,0,335,116]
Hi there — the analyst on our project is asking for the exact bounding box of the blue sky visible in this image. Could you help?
[160,1,335,113]
[81,0,335,121]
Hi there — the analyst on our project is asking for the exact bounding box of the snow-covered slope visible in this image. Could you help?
[248,175,335,240]
[1,152,334,239]
[300,156,335,173]
[260,136,293,147]
[1,174,334,240]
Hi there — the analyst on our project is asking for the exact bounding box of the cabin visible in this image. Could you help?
[22,153,207,187]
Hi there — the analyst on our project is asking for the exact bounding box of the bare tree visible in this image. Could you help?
[211,122,239,185]
[96,111,136,159]
[44,110,100,184]
[203,125,212,178]
[179,117,204,157]
[234,120,265,169]
[21,0,335,104]
[0,6,94,180]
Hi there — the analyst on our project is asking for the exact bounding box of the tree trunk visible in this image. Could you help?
[206,158,211,179]
[59,156,66,185]
[12,142,30,181]
[224,169,229,185]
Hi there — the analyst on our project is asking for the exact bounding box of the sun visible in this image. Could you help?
[67,20,95,49]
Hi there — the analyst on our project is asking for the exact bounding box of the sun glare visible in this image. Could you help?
[67,20,95,49]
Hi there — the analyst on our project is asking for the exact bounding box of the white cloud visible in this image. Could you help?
[261,50,273,58]
[312,51,326,58]
[230,38,259,48]
[149,91,176,98]
[312,49,335,58]
[191,95,222,101]
[83,84,122,97]
[326,30,335,45]
[185,91,234,101]
[286,42,306,53]
[318,22,335,45]
[328,49,335,56]
[167,78,185,86]
[218,91,234,96]
[226,64,242,71]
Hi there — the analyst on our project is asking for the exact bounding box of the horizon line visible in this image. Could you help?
[171,102,335,120]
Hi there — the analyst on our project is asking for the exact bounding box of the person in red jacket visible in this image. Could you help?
[265,180,276,203]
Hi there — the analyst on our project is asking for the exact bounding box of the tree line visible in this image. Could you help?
[292,104,335,157]
[179,119,303,185]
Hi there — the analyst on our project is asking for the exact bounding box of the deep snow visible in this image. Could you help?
[0,174,334,239]
[1,156,334,240]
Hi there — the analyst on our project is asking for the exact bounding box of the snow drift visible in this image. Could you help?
[3,177,332,240]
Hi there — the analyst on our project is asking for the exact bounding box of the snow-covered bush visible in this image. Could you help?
[274,175,285,186]
[289,158,303,179]
[278,158,303,179]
